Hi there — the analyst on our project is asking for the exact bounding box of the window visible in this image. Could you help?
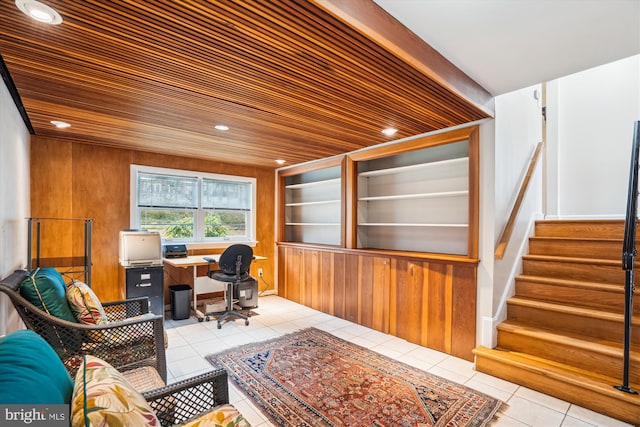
[131,165,256,245]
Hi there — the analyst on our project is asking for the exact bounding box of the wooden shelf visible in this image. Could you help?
[358,190,468,202]
[286,223,341,226]
[358,157,468,177]
[285,200,341,206]
[285,177,341,189]
[359,223,467,227]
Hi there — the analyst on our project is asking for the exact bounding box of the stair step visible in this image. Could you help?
[506,296,640,344]
[491,220,640,424]
[473,346,640,425]
[496,320,640,383]
[515,275,640,314]
[534,219,628,239]
[522,255,625,283]
[528,236,624,260]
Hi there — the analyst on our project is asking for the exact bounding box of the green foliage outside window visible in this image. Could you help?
[140,209,246,239]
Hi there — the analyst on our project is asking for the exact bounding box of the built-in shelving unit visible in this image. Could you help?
[276,126,479,257]
[278,157,344,246]
[276,125,480,360]
[355,144,470,254]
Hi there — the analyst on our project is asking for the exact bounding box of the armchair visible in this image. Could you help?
[0,329,248,427]
[0,269,167,383]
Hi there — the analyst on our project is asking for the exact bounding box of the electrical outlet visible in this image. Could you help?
[258,268,263,277]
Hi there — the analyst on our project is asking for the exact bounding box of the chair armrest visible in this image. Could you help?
[103,296,150,321]
[15,302,166,382]
[142,369,229,426]
[81,312,167,382]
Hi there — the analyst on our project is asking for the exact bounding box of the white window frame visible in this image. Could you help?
[130,165,257,248]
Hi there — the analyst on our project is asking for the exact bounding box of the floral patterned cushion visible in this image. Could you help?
[66,280,107,326]
[180,404,251,427]
[71,355,160,427]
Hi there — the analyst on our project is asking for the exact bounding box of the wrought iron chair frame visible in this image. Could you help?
[143,369,231,426]
[0,269,167,382]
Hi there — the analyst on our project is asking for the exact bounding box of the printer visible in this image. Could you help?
[119,230,162,267]
[163,244,188,258]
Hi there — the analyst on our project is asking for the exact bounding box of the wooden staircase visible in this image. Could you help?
[474,220,640,425]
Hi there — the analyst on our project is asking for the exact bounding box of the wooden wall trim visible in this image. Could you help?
[277,241,480,266]
[312,0,494,116]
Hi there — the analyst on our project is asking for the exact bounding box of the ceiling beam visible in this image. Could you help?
[312,0,494,117]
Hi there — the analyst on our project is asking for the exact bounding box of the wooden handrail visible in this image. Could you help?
[495,141,544,259]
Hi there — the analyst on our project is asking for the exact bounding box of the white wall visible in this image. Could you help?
[492,84,543,309]
[481,55,640,347]
[547,55,640,218]
[477,84,543,347]
[0,76,30,336]
[476,119,496,347]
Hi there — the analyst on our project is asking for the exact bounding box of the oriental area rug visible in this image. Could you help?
[206,328,503,426]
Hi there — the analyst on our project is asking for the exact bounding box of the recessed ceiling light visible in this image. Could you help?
[50,120,71,128]
[275,159,286,165]
[15,0,63,25]
[214,124,229,131]
[381,127,398,137]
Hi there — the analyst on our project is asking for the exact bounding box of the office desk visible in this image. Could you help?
[163,254,266,320]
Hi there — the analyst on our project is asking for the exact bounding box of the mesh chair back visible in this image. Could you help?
[217,244,253,278]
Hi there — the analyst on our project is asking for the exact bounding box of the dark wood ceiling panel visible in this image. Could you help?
[0,0,492,168]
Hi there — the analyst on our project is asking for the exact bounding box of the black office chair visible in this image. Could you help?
[206,244,253,329]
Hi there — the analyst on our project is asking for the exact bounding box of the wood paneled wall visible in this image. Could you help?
[278,244,478,360]
[30,136,276,302]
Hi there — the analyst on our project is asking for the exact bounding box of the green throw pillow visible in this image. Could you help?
[19,267,82,354]
[0,329,74,404]
[20,267,77,323]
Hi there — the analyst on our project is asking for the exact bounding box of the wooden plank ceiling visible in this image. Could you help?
[0,0,493,168]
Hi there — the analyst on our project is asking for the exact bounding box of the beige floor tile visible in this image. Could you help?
[164,295,631,427]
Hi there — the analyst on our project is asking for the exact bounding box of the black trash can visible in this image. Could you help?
[169,284,191,320]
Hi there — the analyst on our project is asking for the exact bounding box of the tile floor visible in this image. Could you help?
[163,295,632,427]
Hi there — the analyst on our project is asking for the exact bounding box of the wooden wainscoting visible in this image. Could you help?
[30,136,276,303]
[278,244,478,361]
